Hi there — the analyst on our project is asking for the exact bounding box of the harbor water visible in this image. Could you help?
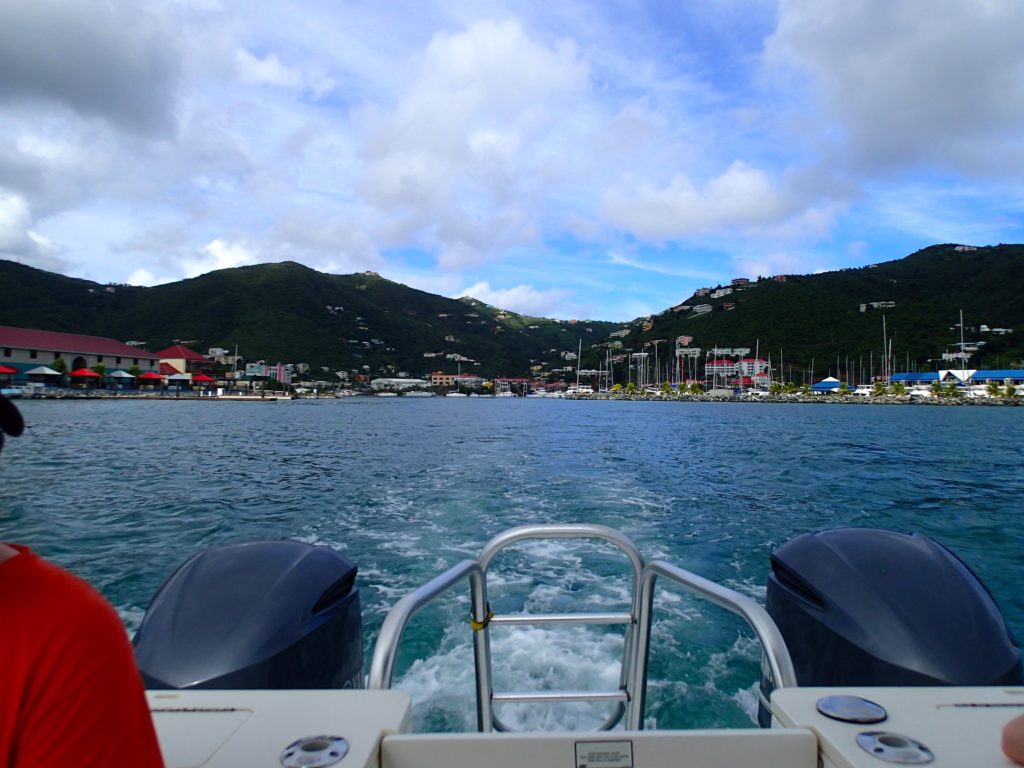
[2,397,1022,731]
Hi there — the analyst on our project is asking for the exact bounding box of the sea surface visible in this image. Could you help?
[2,398,1022,731]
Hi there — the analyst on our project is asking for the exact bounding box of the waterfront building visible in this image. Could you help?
[0,325,160,379]
[154,344,212,378]
[370,378,429,392]
[737,358,770,378]
[811,377,843,394]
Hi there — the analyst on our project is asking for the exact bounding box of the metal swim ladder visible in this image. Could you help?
[368,524,796,732]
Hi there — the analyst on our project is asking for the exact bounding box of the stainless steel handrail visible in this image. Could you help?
[367,525,795,735]
[489,612,632,626]
[627,559,797,730]
[477,524,646,732]
[477,524,646,578]
[367,559,495,731]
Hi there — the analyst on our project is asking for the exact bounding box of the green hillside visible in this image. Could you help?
[595,244,1024,380]
[0,260,616,378]
[2,244,1021,381]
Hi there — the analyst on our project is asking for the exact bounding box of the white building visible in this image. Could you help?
[370,378,430,392]
[737,358,770,377]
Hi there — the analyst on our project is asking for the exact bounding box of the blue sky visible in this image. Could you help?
[1,1,1022,321]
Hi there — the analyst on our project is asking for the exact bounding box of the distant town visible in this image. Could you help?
[1,321,1020,403]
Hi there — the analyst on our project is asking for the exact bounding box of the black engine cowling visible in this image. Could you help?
[134,540,363,690]
[759,528,1021,725]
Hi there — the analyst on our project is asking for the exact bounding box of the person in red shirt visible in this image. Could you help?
[0,395,164,767]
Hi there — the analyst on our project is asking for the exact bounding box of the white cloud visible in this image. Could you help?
[0,189,65,271]
[266,208,382,272]
[127,268,175,287]
[182,239,258,278]
[460,281,573,316]
[0,0,180,137]
[732,250,817,281]
[388,271,465,298]
[765,0,1024,175]
[603,161,796,240]
[607,252,719,281]
[354,18,591,267]
[235,48,336,98]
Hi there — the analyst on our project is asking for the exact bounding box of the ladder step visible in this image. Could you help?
[492,691,628,705]
[489,612,632,626]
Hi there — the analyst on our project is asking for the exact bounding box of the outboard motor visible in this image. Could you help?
[758,528,1021,726]
[134,541,363,690]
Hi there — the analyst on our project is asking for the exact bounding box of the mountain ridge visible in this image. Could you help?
[2,244,1022,379]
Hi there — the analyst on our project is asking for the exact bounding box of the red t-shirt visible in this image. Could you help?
[0,545,164,767]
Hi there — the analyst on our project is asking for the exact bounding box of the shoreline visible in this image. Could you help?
[5,390,1019,406]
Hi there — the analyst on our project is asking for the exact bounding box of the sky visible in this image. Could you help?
[1,1,1023,321]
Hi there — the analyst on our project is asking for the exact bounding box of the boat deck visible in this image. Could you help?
[147,685,1024,767]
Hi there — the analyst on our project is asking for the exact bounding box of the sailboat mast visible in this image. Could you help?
[576,339,582,389]
[882,315,888,382]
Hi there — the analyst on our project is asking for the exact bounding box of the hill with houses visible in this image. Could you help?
[0,259,619,380]
[1,244,1022,382]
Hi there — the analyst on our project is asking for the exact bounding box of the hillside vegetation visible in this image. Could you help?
[0,260,616,378]
[1,244,1021,380]
[593,244,1024,379]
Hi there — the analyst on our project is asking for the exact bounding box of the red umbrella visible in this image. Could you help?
[192,374,215,382]
[69,368,102,378]
[137,371,163,380]
[0,365,17,375]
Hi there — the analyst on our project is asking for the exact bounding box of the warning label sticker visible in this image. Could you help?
[574,740,634,768]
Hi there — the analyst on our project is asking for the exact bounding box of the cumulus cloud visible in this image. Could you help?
[236,48,336,98]
[354,18,590,267]
[0,189,66,271]
[182,239,258,278]
[766,0,1024,175]
[460,281,573,316]
[0,0,180,137]
[603,161,798,240]
[126,268,175,287]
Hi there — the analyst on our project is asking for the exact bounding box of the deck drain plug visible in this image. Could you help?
[856,731,933,764]
[280,735,349,767]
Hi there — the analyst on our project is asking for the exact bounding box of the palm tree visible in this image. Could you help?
[890,381,906,396]
[874,381,888,397]
[770,382,783,396]
[987,381,1002,398]
[945,381,961,398]
[930,381,945,398]
[783,381,797,395]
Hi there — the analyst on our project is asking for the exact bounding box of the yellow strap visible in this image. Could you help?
[470,605,494,632]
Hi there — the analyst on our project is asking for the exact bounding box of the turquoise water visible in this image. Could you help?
[2,398,1022,730]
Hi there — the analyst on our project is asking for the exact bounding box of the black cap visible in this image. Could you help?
[0,394,25,455]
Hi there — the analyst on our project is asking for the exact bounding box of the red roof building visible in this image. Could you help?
[154,344,212,374]
[153,344,208,362]
[0,325,159,375]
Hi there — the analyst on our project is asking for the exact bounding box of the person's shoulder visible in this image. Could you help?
[6,548,124,634]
